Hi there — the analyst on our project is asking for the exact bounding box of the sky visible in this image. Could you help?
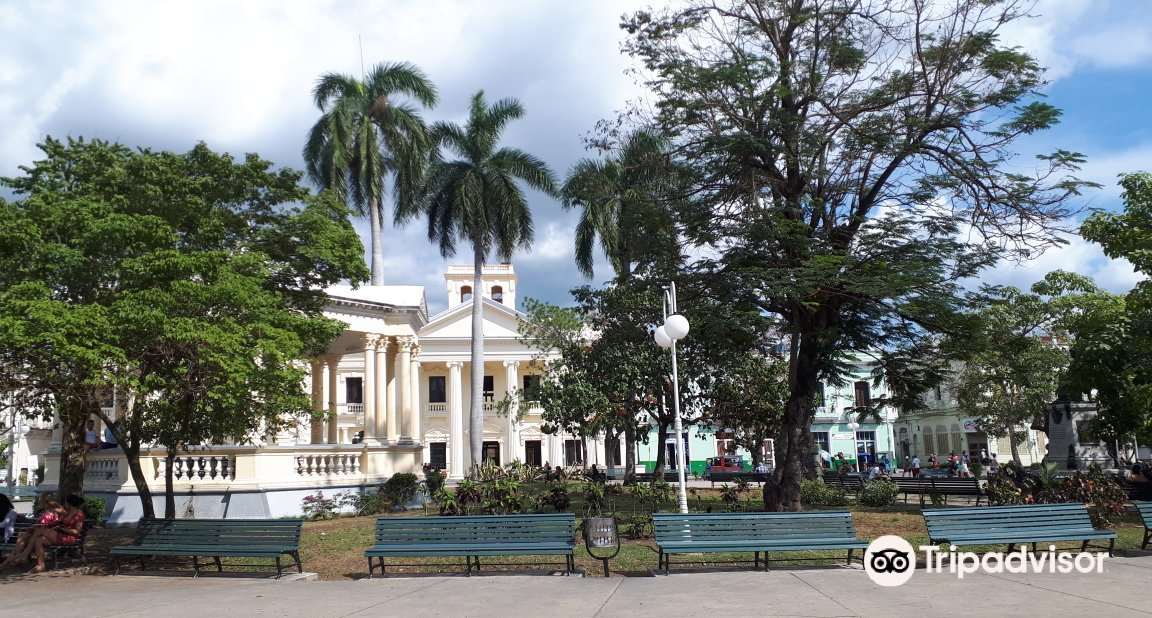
[2,0,1151,315]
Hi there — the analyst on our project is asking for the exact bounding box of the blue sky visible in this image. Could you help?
[1,0,1149,313]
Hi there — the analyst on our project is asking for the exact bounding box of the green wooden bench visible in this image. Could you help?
[652,512,868,573]
[891,477,933,504]
[821,473,865,495]
[1133,501,1152,550]
[923,504,1116,554]
[707,471,772,487]
[364,513,576,577]
[110,518,304,578]
[927,477,983,506]
[0,521,91,571]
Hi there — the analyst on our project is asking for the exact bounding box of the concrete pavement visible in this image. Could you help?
[3,555,1151,617]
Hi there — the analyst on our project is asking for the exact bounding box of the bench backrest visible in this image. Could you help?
[929,478,980,492]
[1133,501,1152,524]
[653,512,860,543]
[372,514,575,546]
[923,504,1096,538]
[130,518,304,548]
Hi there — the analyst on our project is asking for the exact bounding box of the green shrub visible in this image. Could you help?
[301,491,340,520]
[424,469,445,494]
[858,480,899,507]
[341,488,389,516]
[382,473,419,510]
[81,495,107,526]
[800,478,848,507]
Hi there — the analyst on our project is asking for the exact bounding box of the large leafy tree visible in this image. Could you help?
[401,91,558,469]
[0,138,368,515]
[1075,172,1152,443]
[304,61,438,285]
[621,0,1095,510]
[952,285,1068,466]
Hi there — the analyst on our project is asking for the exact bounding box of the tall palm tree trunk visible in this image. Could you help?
[368,198,385,285]
[469,248,485,470]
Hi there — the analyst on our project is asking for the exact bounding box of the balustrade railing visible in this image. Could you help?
[84,456,120,482]
[156,454,237,482]
[295,452,361,476]
[426,402,447,414]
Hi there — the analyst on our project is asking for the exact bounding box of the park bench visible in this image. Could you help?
[1134,501,1152,550]
[821,473,865,495]
[1122,481,1152,502]
[0,520,91,570]
[707,471,772,487]
[364,513,576,577]
[927,477,984,506]
[110,518,304,578]
[922,504,1116,554]
[652,511,868,573]
[891,477,933,504]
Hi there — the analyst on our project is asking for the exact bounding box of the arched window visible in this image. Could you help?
[461,285,472,302]
[923,426,935,457]
[491,285,504,304]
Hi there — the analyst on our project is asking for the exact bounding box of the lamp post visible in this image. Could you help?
[654,282,690,514]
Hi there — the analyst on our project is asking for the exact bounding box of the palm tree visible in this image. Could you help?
[401,90,558,469]
[303,61,437,285]
[561,128,680,281]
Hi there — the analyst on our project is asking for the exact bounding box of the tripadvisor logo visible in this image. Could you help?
[864,535,916,586]
[864,536,1109,586]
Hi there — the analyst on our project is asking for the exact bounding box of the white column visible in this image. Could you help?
[406,355,421,444]
[448,361,465,478]
[361,334,377,445]
[326,355,339,445]
[550,433,564,468]
[593,433,607,466]
[375,339,390,444]
[310,359,324,444]
[503,360,520,463]
[395,338,412,442]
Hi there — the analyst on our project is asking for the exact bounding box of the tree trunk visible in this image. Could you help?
[122,443,155,519]
[57,399,92,499]
[469,249,485,471]
[624,423,637,484]
[164,451,176,519]
[764,329,824,512]
[1008,423,1023,467]
[654,418,669,482]
[368,197,385,286]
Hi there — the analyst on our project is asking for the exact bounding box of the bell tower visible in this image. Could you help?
[445,263,518,310]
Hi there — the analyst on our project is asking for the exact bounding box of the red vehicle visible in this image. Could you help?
[704,456,746,478]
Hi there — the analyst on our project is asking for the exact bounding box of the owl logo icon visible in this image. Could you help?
[864,535,916,586]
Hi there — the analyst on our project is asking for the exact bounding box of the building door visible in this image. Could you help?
[665,433,690,469]
[564,439,584,466]
[524,440,542,467]
[428,443,447,470]
[482,441,500,465]
[968,434,988,458]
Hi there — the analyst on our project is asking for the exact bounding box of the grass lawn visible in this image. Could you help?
[77,493,1149,580]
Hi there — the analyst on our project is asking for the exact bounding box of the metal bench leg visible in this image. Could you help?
[367,558,375,579]
[1081,540,1089,553]
[1007,543,1015,553]
[1109,537,1115,557]
[293,551,302,574]
[1143,528,1151,550]
[1031,542,1038,553]
[214,556,223,573]
[846,549,853,566]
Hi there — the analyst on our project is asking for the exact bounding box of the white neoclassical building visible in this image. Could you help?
[44,264,607,523]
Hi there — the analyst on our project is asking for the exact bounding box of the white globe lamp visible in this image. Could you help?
[653,325,673,349]
[664,314,690,340]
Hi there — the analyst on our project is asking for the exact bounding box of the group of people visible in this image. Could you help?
[904,450,997,478]
[83,419,118,452]
[0,492,86,573]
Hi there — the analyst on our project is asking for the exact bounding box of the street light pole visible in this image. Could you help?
[654,282,690,514]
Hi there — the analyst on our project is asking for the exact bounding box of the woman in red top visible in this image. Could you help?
[0,494,85,573]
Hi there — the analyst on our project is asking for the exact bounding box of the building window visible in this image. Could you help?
[950,424,964,455]
[522,374,541,396]
[605,435,623,466]
[491,285,504,304]
[856,430,877,463]
[934,385,943,401]
[854,381,871,410]
[811,431,830,454]
[461,285,472,302]
[428,443,447,470]
[483,375,494,401]
[715,430,737,455]
[923,427,935,456]
[428,376,446,403]
[345,377,363,404]
[816,383,826,408]
[564,439,584,465]
[524,440,542,466]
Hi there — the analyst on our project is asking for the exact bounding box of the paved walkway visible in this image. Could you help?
[3,555,1151,617]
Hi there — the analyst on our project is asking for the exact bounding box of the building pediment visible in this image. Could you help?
[419,297,525,340]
